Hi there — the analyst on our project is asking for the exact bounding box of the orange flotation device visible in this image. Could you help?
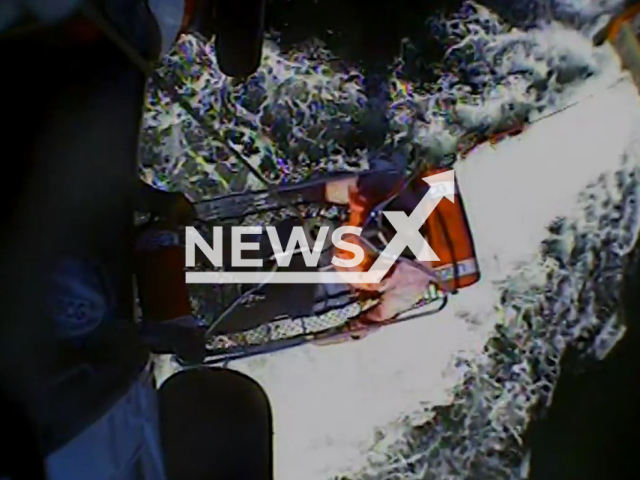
[421,165,480,292]
[335,165,480,296]
[332,181,400,292]
[606,2,640,42]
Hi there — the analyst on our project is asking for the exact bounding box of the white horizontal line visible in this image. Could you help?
[186,271,386,284]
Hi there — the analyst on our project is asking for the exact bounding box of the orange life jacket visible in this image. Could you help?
[606,2,640,42]
[421,165,480,292]
[332,186,386,292]
[335,166,480,295]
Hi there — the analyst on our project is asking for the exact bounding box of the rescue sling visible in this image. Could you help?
[133,166,480,363]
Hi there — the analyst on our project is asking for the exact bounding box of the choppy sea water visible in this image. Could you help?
[148,1,640,479]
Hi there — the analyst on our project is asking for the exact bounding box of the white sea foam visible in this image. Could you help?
[147,2,640,479]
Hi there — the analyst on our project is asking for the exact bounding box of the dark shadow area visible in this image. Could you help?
[525,235,640,480]
[0,15,149,475]
[265,0,464,74]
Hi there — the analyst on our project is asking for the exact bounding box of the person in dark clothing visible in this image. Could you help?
[0,2,272,479]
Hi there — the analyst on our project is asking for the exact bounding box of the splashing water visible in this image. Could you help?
[141,1,625,193]
[146,1,640,479]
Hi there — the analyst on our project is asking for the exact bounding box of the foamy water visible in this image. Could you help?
[148,1,640,479]
[215,60,640,480]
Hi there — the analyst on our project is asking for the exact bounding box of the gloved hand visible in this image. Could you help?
[162,190,198,226]
[137,180,197,226]
[140,316,207,365]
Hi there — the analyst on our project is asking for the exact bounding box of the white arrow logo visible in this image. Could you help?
[361,169,455,283]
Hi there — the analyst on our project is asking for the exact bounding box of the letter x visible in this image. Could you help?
[366,177,451,281]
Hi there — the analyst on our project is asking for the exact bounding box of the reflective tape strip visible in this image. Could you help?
[434,257,479,282]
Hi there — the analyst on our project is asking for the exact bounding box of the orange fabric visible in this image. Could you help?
[335,168,480,294]
[333,187,382,291]
[422,166,480,291]
[608,3,640,41]
[135,246,192,323]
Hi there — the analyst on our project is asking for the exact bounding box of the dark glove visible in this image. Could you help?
[137,180,197,226]
[140,318,207,365]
